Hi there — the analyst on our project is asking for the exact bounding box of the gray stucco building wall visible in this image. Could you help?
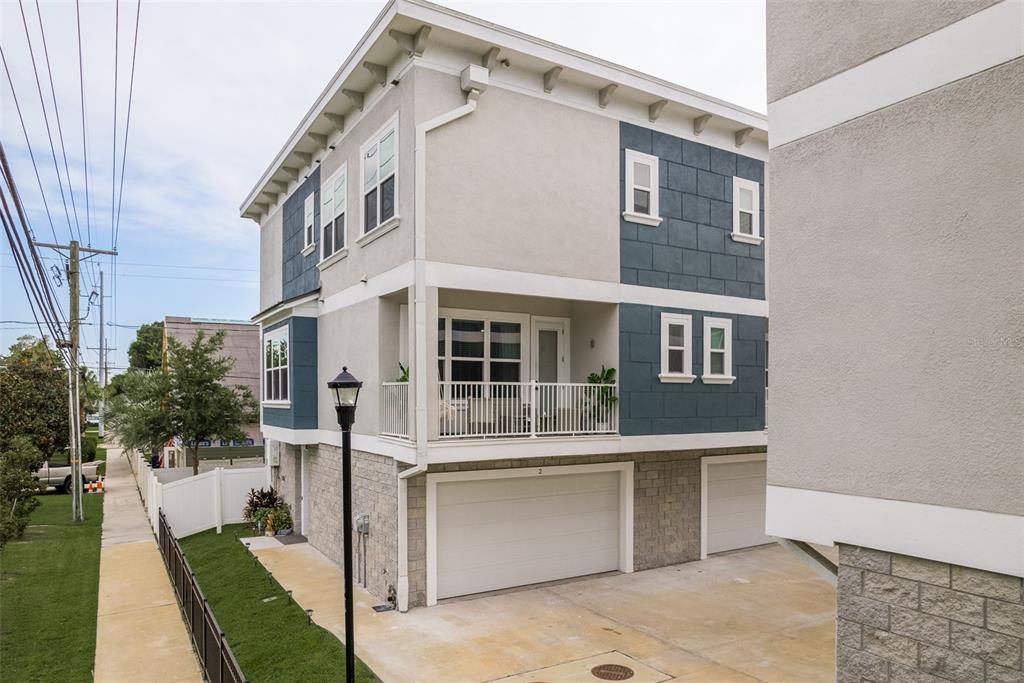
[619,122,765,299]
[618,303,766,436]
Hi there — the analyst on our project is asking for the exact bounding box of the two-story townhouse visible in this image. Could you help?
[242,0,770,612]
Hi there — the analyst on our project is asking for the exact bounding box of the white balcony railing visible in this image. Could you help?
[438,381,618,439]
[380,382,410,439]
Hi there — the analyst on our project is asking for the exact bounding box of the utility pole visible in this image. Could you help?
[98,269,106,439]
[35,240,116,522]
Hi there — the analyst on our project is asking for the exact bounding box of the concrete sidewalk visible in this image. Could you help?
[93,448,202,683]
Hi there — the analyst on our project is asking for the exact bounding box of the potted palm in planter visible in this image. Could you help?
[586,366,618,432]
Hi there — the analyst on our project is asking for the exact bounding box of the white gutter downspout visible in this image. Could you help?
[398,64,488,613]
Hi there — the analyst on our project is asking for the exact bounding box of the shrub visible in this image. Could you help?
[244,487,281,526]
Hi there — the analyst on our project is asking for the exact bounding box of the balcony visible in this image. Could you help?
[379,380,618,441]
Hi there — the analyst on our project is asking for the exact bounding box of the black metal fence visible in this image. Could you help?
[157,510,247,683]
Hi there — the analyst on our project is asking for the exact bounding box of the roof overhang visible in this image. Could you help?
[239,0,768,220]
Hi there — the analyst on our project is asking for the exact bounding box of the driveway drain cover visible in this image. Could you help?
[591,664,635,681]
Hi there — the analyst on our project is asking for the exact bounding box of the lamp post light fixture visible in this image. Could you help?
[327,367,362,683]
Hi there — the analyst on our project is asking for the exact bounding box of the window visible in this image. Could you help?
[732,177,762,244]
[321,164,347,260]
[437,311,526,388]
[361,117,397,235]
[263,328,289,403]
[659,312,694,383]
[702,317,734,384]
[623,149,661,226]
[302,194,315,253]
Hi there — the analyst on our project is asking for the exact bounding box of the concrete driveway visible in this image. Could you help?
[253,542,836,682]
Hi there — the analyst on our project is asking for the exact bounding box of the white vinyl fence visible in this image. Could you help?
[136,453,267,538]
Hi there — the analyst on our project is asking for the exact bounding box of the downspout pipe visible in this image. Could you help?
[399,64,488,613]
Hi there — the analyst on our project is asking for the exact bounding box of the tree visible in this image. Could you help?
[106,368,175,459]
[0,436,45,550]
[109,331,258,476]
[166,331,258,475]
[127,321,164,370]
[0,336,69,457]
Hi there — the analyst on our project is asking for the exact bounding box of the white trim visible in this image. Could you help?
[303,194,316,250]
[766,485,1024,578]
[355,215,401,247]
[300,243,316,257]
[700,453,767,560]
[768,0,1024,148]
[258,424,766,464]
[732,176,761,243]
[252,292,320,325]
[360,113,399,235]
[660,312,693,382]
[300,446,310,535]
[319,260,414,316]
[320,162,348,261]
[262,326,290,403]
[624,149,660,225]
[316,247,349,271]
[437,308,531,383]
[424,261,769,318]
[261,400,291,409]
[702,316,734,385]
[424,461,634,606]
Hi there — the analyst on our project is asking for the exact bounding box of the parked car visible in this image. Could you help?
[33,458,103,493]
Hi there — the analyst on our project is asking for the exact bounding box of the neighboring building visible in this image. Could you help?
[243,0,769,611]
[163,316,264,463]
[765,2,1023,682]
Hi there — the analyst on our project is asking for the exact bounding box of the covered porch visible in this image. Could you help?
[379,289,619,441]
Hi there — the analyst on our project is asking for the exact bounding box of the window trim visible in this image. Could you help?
[437,308,531,385]
[262,326,291,406]
[320,162,348,264]
[301,194,316,255]
[359,113,399,238]
[659,312,694,383]
[702,316,735,385]
[731,176,763,245]
[623,149,662,227]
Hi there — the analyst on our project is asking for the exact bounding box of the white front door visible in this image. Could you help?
[532,318,569,383]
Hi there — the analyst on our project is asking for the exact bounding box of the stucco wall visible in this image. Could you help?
[419,67,619,282]
[317,299,383,437]
[766,0,1001,102]
[767,58,1024,516]
[259,205,283,311]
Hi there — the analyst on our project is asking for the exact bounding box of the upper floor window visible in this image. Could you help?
[302,194,315,253]
[263,328,289,404]
[361,116,397,235]
[623,149,661,227]
[321,164,347,260]
[659,312,694,383]
[731,177,762,244]
[702,317,735,385]
[437,311,526,385]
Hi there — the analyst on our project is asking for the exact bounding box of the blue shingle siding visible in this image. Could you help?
[281,168,321,301]
[620,122,766,299]
[617,303,765,436]
[261,316,318,430]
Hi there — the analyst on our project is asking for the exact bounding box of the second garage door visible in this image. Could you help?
[435,470,621,600]
[705,457,770,555]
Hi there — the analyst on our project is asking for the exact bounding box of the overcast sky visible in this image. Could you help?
[1,0,766,375]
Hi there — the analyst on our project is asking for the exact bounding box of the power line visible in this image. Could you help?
[111,0,119,250]
[113,0,140,249]
[2,251,256,272]
[33,0,84,244]
[0,44,60,243]
[74,0,92,248]
[0,263,255,284]
[16,0,76,245]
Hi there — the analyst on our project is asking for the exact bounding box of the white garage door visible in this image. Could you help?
[435,471,620,600]
[706,459,770,554]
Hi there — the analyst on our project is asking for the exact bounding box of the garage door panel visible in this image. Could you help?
[439,507,618,549]
[437,487,618,529]
[435,470,622,600]
[439,545,619,598]
[706,459,770,554]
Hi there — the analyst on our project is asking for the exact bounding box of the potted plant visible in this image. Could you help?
[586,366,618,431]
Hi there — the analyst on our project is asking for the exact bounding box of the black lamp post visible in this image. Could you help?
[328,367,362,683]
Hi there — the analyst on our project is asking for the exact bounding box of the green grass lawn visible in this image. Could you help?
[0,492,104,682]
[179,524,377,683]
